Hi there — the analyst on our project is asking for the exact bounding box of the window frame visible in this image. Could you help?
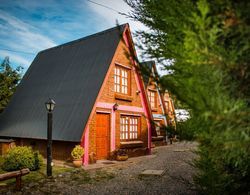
[165,101,169,112]
[114,65,131,95]
[148,89,157,109]
[120,115,140,141]
[154,120,161,136]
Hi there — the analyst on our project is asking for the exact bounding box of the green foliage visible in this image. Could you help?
[33,151,43,171]
[2,146,43,171]
[164,125,175,137]
[0,56,22,113]
[126,0,250,193]
[175,120,195,141]
[0,155,4,168]
[71,145,84,159]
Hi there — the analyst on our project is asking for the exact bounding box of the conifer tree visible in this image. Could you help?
[126,0,250,193]
[0,57,22,113]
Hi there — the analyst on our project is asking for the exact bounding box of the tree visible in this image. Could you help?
[126,0,250,194]
[0,57,22,113]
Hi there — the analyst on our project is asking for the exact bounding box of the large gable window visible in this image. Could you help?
[120,116,140,140]
[148,90,157,108]
[114,66,130,94]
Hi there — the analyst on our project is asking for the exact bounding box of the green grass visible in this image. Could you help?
[0,164,115,188]
[0,164,73,186]
[0,157,116,194]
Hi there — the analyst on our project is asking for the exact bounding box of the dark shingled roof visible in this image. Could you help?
[0,24,126,142]
[140,61,155,87]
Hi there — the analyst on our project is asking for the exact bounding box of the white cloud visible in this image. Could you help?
[85,0,149,61]
[0,1,158,72]
[85,0,172,76]
[0,10,58,70]
[0,10,56,52]
[0,50,31,68]
[86,0,147,32]
[0,10,56,70]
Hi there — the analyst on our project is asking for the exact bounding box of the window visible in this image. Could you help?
[165,101,169,111]
[114,66,130,94]
[148,90,157,108]
[120,116,139,140]
[155,121,161,136]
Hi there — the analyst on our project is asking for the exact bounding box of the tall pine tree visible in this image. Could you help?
[126,0,250,193]
[0,57,22,113]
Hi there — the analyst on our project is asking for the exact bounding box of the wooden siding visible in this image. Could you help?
[164,92,176,126]
[147,80,164,115]
[146,78,168,140]
[16,138,78,161]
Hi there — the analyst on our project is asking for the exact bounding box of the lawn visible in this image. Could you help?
[0,158,115,194]
[0,163,74,186]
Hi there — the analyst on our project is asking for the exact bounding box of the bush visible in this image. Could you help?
[2,146,43,171]
[0,155,4,167]
[175,120,196,141]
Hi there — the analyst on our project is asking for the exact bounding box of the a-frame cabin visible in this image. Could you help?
[141,61,176,145]
[0,24,153,165]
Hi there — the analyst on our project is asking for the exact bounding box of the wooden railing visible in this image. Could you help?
[0,168,30,190]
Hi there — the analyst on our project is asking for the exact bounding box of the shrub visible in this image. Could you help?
[165,125,176,138]
[2,146,43,171]
[0,155,4,167]
[71,145,84,159]
[175,120,195,141]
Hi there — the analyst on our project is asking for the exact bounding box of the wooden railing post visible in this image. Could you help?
[0,168,30,191]
[16,175,21,190]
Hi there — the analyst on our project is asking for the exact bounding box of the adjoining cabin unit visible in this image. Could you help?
[163,91,176,127]
[141,61,176,145]
[0,24,153,165]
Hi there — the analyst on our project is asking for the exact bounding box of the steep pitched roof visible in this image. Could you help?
[141,61,171,129]
[140,61,155,87]
[0,24,127,142]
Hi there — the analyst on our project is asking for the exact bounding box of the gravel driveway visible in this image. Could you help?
[3,141,198,195]
[81,141,198,195]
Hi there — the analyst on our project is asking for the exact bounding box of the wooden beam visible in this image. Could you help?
[0,168,30,190]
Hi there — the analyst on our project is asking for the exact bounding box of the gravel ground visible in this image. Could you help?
[81,141,198,195]
[2,141,198,195]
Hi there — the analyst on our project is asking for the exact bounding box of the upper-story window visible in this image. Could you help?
[114,65,130,95]
[148,90,157,108]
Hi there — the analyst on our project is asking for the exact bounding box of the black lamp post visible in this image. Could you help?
[45,98,55,177]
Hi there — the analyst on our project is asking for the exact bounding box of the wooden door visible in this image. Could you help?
[96,113,110,160]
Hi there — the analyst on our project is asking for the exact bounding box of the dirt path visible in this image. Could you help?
[2,141,198,195]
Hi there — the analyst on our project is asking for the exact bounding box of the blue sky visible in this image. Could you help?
[0,0,147,73]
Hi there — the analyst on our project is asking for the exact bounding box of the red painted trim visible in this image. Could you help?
[111,109,115,151]
[96,102,144,113]
[122,25,154,153]
[80,31,126,160]
[133,66,152,152]
[151,62,168,126]
[83,125,89,165]
[80,24,154,161]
